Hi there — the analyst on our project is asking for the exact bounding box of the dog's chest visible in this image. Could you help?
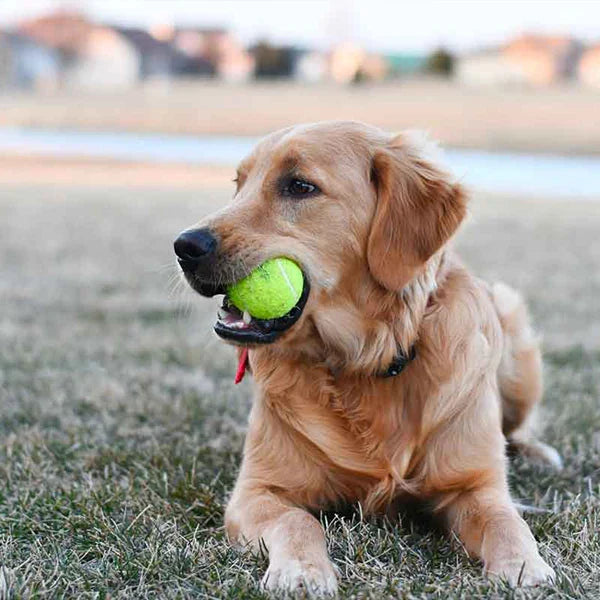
[328,385,399,456]
[268,379,416,507]
[252,353,421,509]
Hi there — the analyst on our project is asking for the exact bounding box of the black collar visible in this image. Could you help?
[378,346,416,378]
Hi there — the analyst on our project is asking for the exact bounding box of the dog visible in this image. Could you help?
[174,121,561,594]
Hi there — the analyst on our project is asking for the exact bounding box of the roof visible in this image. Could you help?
[18,11,92,54]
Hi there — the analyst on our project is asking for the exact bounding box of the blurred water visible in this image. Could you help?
[1,126,599,198]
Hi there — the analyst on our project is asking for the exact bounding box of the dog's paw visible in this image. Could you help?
[487,556,555,587]
[262,556,338,596]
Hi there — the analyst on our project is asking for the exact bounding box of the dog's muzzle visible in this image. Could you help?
[174,227,310,345]
[173,227,225,296]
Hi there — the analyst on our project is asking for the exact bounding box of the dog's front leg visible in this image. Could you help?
[443,484,555,586]
[225,484,338,595]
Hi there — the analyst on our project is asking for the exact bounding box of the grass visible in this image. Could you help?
[0,183,599,598]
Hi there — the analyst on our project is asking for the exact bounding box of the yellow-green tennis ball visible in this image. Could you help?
[227,258,303,319]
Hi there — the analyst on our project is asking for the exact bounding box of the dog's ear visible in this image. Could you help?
[367,135,467,291]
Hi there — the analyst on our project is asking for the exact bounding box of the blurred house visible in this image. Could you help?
[504,35,581,85]
[116,27,213,80]
[0,31,60,90]
[578,44,600,88]
[458,35,581,87]
[126,25,251,81]
[19,11,90,58]
[18,12,139,89]
[173,27,253,82]
[65,27,139,90]
[456,49,527,87]
[12,11,249,88]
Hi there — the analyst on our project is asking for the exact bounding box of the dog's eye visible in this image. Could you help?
[282,178,319,198]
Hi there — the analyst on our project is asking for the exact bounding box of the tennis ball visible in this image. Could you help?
[227,258,304,319]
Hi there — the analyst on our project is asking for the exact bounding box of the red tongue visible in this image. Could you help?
[234,347,249,384]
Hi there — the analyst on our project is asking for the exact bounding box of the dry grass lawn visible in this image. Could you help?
[2,80,600,154]
[1,169,599,598]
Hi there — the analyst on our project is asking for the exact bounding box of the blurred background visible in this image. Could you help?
[2,1,600,170]
[1,0,600,192]
[1,3,600,596]
[0,0,600,183]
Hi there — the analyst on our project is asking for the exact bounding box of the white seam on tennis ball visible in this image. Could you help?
[277,260,299,295]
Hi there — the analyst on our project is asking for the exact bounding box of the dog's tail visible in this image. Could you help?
[492,282,542,436]
[492,282,562,469]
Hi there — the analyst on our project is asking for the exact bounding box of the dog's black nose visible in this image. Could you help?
[174,228,217,264]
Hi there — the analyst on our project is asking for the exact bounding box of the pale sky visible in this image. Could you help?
[2,0,599,53]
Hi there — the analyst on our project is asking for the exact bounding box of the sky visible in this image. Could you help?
[1,0,599,53]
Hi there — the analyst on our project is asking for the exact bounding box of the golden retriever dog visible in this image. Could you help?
[174,121,561,595]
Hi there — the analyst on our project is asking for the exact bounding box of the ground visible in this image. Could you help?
[1,173,599,599]
[2,80,600,154]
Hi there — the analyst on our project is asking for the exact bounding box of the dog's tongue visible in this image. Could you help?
[234,348,249,384]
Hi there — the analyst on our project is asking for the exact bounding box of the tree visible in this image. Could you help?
[425,47,454,76]
[252,41,294,78]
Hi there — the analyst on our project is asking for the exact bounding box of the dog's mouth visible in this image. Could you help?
[213,278,310,345]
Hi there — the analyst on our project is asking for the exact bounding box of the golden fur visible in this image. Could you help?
[186,121,560,594]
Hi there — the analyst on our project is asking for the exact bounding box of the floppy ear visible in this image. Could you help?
[367,136,467,291]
